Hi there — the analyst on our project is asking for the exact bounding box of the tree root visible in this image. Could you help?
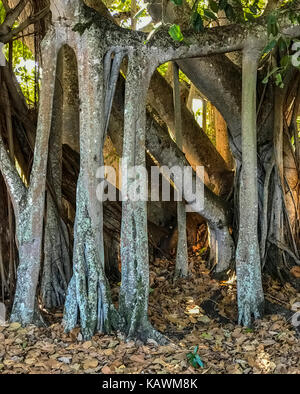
[126,320,169,345]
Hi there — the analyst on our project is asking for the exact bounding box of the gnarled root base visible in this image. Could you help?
[63,189,123,340]
[124,319,169,345]
[236,258,264,327]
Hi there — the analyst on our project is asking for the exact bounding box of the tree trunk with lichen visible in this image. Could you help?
[63,31,122,339]
[109,75,235,275]
[118,55,167,343]
[236,43,264,327]
[172,62,188,279]
[41,48,72,309]
[7,30,58,325]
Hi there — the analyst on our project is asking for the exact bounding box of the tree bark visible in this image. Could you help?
[118,54,166,343]
[236,42,264,327]
[10,29,58,325]
[148,69,232,194]
[109,75,234,274]
[172,62,188,279]
[63,37,121,340]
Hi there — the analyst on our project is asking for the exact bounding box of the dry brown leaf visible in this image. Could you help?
[129,354,145,363]
[82,358,99,370]
[101,365,112,374]
[82,341,92,349]
[290,266,300,278]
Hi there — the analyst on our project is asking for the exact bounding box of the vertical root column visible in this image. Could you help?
[172,62,188,279]
[119,55,167,343]
[41,196,71,309]
[236,42,264,327]
[10,30,58,325]
[63,45,122,340]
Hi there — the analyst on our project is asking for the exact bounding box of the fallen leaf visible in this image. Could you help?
[83,358,98,370]
[101,365,112,374]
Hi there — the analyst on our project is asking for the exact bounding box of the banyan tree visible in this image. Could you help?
[0,0,299,341]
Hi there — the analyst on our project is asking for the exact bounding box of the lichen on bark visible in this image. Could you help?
[236,42,265,327]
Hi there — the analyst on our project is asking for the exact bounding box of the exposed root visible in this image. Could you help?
[127,321,169,345]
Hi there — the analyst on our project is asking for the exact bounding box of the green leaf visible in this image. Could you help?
[194,354,204,368]
[201,332,213,340]
[209,0,219,13]
[275,73,283,87]
[191,12,204,32]
[193,358,199,368]
[170,0,183,5]
[262,39,277,55]
[204,9,218,21]
[168,24,184,42]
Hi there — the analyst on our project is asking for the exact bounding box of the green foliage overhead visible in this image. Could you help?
[4,40,37,106]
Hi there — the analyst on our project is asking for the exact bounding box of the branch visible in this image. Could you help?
[177,54,242,159]
[0,0,29,35]
[0,6,50,44]
[86,7,300,64]
[263,0,283,16]
[1,0,10,13]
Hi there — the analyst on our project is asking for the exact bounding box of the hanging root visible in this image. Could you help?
[41,198,71,309]
[103,48,127,138]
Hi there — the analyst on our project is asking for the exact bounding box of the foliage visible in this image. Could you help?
[0,1,38,106]
[168,24,184,42]
[3,40,37,106]
[163,0,300,88]
[186,345,204,368]
[157,62,191,84]
[261,11,300,87]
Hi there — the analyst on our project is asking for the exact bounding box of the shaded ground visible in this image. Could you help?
[0,253,299,374]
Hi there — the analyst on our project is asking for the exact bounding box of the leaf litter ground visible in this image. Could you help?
[0,254,299,374]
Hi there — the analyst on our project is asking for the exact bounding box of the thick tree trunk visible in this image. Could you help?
[9,29,58,325]
[118,55,166,343]
[63,37,121,339]
[41,48,71,309]
[236,43,264,327]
